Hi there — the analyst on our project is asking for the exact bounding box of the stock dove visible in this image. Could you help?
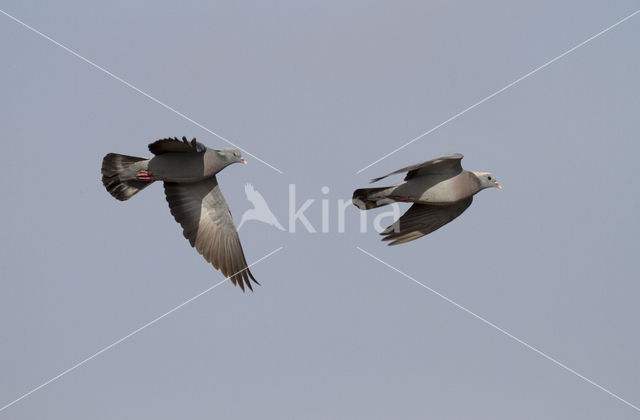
[353,154,501,245]
[101,137,258,291]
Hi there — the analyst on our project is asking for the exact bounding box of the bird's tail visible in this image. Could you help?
[101,153,152,201]
[352,187,392,210]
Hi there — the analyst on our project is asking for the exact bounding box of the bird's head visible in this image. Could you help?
[216,148,247,165]
[472,171,502,190]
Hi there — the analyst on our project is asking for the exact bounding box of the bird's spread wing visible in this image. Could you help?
[370,154,464,183]
[149,136,206,155]
[164,177,258,291]
[380,197,473,245]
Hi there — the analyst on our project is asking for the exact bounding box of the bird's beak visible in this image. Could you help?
[495,182,502,189]
[241,158,247,165]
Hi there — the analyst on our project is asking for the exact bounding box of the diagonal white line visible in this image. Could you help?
[356,246,640,413]
[0,246,284,414]
[356,9,640,174]
[0,8,283,174]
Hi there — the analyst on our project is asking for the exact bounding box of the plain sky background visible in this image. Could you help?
[2,1,640,419]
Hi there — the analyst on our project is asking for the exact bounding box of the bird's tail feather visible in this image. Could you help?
[101,153,152,201]
[352,187,391,210]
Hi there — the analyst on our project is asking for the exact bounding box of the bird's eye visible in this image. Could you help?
[488,176,492,180]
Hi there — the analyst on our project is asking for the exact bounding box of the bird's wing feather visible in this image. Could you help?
[164,177,258,291]
[149,136,206,155]
[380,197,473,245]
[370,154,464,183]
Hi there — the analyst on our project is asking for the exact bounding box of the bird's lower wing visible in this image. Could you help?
[380,197,473,245]
[164,177,258,291]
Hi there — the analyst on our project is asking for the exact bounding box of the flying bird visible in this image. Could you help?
[353,154,501,245]
[237,184,285,231]
[101,137,258,291]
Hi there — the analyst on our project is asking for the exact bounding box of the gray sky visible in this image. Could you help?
[2,1,640,419]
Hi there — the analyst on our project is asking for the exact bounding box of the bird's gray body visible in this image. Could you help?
[369,171,483,205]
[353,153,500,244]
[149,149,226,182]
[117,146,227,183]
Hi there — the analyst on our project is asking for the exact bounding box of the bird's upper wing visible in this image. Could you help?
[380,197,473,245]
[164,177,258,291]
[370,154,464,183]
[149,136,206,155]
